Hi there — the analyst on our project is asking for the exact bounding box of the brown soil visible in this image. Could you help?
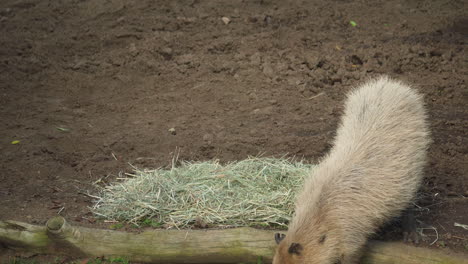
[0,0,467,259]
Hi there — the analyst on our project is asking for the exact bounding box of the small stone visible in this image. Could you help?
[437,241,446,248]
[247,17,258,23]
[160,47,173,60]
[304,54,318,70]
[202,134,213,142]
[262,62,275,78]
[176,54,193,65]
[408,46,419,54]
[248,92,257,100]
[168,128,176,135]
[442,51,454,61]
[129,43,138,57]
[0,8,11,16]
[250,52,262,65]
[162,47,172,54]
[349,55,363,65]
[194,216,208,228]
[249,129,258,136]
[233,53,245,61]
[72,60,86,70]
[252,107,273,116]
[298,86,306,93]
[275,62,288,72]
[221,17,231,25]
[429,49,443,57]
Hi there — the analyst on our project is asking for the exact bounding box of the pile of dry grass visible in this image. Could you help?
[92,157,313,228]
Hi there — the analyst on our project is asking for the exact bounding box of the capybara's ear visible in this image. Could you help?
[275,233,286,244]
[288,243,303,255]
[318,234,327,244]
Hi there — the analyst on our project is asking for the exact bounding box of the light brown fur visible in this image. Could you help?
[273,76,431,264]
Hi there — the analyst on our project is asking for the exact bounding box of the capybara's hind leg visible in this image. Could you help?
[402,208,420,244]
[340,246,365,264]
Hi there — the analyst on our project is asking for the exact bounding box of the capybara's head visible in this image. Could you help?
[272,232,341,264]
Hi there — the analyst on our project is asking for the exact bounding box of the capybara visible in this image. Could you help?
[273,76,430,264]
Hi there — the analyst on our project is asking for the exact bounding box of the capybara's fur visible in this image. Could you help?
[273,76,430,264]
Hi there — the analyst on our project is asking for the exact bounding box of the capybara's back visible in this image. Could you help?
[330,76,430,219]
[273,76,431,264]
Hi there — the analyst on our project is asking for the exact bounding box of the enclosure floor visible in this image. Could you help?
[0,0,466,255]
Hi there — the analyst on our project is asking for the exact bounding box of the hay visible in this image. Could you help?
[91,157,313,228]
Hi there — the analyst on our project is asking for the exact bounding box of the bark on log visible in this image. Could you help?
[0,217,466,264]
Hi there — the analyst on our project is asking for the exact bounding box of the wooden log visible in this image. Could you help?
[0,217,466,264]
[362,241,468,264]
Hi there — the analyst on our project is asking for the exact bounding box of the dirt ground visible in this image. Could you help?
[0,0,467,260]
